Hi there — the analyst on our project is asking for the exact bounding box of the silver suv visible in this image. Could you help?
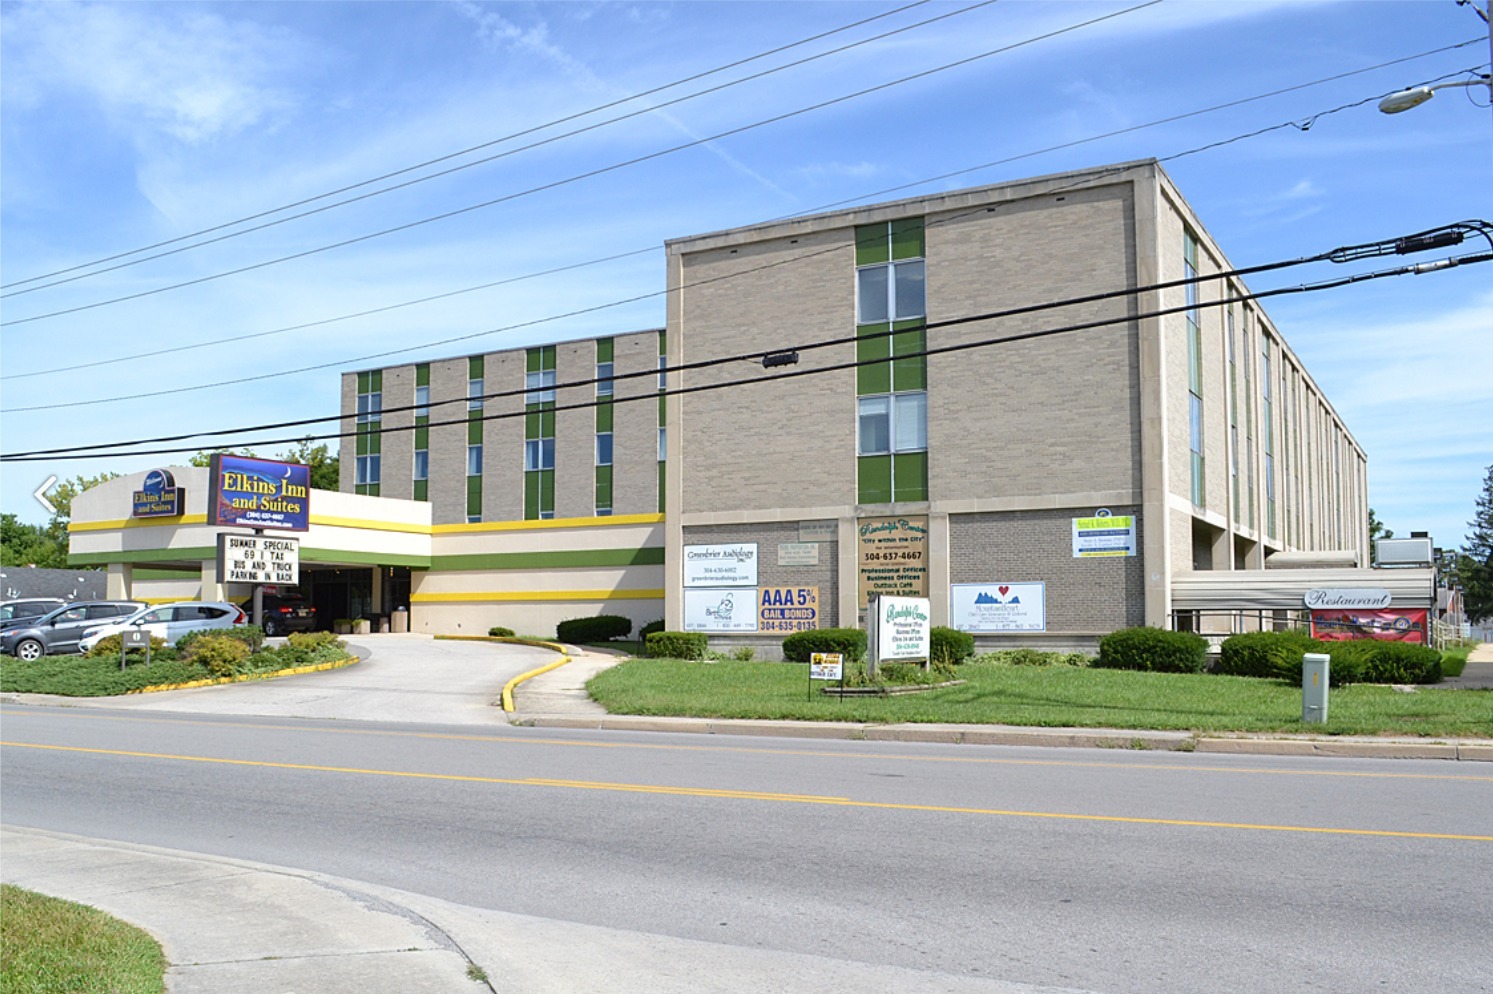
[0,598,66,626]
[2,601,146,660]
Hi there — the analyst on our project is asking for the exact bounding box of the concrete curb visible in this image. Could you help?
[511,712,1492,760]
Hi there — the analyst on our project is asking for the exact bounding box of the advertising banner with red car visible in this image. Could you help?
[1310,608,1427,643]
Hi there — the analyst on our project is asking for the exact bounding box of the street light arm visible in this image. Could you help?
[1378,75,1493,114]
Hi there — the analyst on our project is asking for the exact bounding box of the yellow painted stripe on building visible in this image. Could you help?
[431,513,664,534]
[308,514,431,535]
[412,588,665,603]
[71,514,210,533]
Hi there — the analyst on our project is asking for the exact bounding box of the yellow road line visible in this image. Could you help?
[4,740,1490,842]
[4,708,1490,783]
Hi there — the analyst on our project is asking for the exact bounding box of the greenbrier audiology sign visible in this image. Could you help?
[208,454,311,532]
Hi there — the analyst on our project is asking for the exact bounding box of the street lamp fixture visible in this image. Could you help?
[1378,78,1492,115]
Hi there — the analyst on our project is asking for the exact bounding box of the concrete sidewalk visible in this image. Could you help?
[509,645,1493,761]
[1,826,1076,994]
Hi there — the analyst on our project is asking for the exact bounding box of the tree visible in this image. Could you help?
[1461,464,1493,624]
[191,438,337,491]
[0,513,67,569]
[1368,507,1394,544]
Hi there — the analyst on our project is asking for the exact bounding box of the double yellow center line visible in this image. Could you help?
[6,740,1490,842]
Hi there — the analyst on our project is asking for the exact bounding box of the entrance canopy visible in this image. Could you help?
[1170,568,1435,612]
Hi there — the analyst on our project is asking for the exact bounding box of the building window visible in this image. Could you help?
[596,433,613,467]
[525,438,555,471]
[413,450,428,481]
[1227,304,1239,521]
[597,363,614,397]
[526,346,556,520]
[855,218,927,504]
[1243,315,1255,529]
[658,426,667,462]
[414,385,429,419]
[355,370,382,495]
[467,444,483,476]
[1185,231,1205,509]
[595,338,614,517]
[413,364,430,502]
[355,371,382,425]
[355,454,380,486]
[1263,335,1276,539]
[468,377,484,411]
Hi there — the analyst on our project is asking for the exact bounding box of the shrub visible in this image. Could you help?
[730,646,755,662]
[86,634,169,658]
[929,627,975,665]
[645,631,708,660]
[178,624,264,655]
[1217,630,1323,679]
[488,626,516,638]
[639,619,665,640]
[556,615,632,643]
[781,628,867,664]
[974,648,1085,667]
[287,630,341,652]
[183,634,251,677]
[1095,627,1208,674]
[1362,642,1442,684]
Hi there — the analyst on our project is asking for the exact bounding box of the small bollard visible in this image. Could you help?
[1302,652,1330,724]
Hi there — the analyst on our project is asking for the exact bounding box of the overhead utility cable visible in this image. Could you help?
[5,221,1483,461]
[0,0,1160,328]
[2,42,1478,383]
[5,248,1484,464]
[0,0,935,291]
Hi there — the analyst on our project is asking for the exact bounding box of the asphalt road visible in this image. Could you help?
[3,703,1489,994]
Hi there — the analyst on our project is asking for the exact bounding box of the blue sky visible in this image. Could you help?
[2,0,1489,550]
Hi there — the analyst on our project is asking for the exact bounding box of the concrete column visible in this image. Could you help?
[200,557,226,602]
[839,514,859,630]
[106,563,134,600]
[1134,168,1172,628]
[371,568,384,615]
[929,511,951,626]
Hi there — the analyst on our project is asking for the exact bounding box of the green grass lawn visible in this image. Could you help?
[0,885,166,994]
[587,658,1493,737]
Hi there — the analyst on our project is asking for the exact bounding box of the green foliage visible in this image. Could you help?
[85,633,169,658]
[840,659,956,688]
[0,513,69,568]
[1461,463,1493,623]
[975,648,1090,667]
[730,646,755,662]
[645,631,708,660]
[929,626,975,665]
[287,630,341,652]
[1361,643,1442,684]
[1439,647,1469,679]
[177,624,264,655]
[781,628,867,663]
[182,635,251,677]
[1095,627,1208,674]
[556,614,632,643]
[639,619,665,639]
[488,626,516,638]
[1217,630,1324,678]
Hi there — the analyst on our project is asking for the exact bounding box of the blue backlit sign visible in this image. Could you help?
[207,455,311,532]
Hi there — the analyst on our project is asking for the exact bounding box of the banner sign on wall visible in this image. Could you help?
[1072,514,1136,557]
[857,516,929,606]
[877,595,931,660]
[683,588,758,632]
[218,534,300,585]
[758,586,819,634]
[208,455,311,532]
[951,582,1047,633]
[1310,609,1427,643]
[132,469,184,519]
[683,544,758,587]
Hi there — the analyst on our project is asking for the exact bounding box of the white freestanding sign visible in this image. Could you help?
[219,534,300,585]
[877,595,931,660]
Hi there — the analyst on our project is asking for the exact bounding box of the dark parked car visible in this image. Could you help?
[2,600,146,660]
[0,598,67,628]
[253,593,318,636]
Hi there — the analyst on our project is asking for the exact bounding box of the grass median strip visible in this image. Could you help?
[587,658,1493,737]
[0,884,166,994]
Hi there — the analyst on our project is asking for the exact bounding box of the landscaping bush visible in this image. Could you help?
[178,624,264,655]
[781,628,867,664]
[1362,642,1442,684]
[85,634,169,658]
[974,648,1089,667]
[1095,627,1208,674]
[182,634,250,677]
[639,619,665,640]
[929,626,975,665]
[645,630,708,660]
[556,615,632,643]
[1216,630,1323,679]
[488,626,516,638]
[287,630,341,652]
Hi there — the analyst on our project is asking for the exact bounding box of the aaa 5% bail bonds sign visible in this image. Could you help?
[218,534,300,585]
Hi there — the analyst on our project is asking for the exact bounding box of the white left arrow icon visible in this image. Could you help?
[34,475,58,515]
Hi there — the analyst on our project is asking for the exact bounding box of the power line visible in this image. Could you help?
[5,223,1484,461]
[2,42,1477,384]
[0,0,1160,329]
[7,250,1484,463]
[0,0,936,292]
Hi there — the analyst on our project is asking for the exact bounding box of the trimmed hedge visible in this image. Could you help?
[639,619,665,640]
[781,628,867,664]
[1095,627,1208,674]
[178,624,264,655]
[645,631,708,660]
[930,626,975,665]
[1216,630,1323,679]
[1362,642,1442,684]
[183,635,251,677]
[488,626,516,638]
[556,615,632,643]
[1219,631,1442,686]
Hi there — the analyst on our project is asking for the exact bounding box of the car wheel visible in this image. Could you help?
[263,618,280,637]
[15,639,44,662]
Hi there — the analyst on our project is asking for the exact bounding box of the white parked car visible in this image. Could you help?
[77,601,248,653]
